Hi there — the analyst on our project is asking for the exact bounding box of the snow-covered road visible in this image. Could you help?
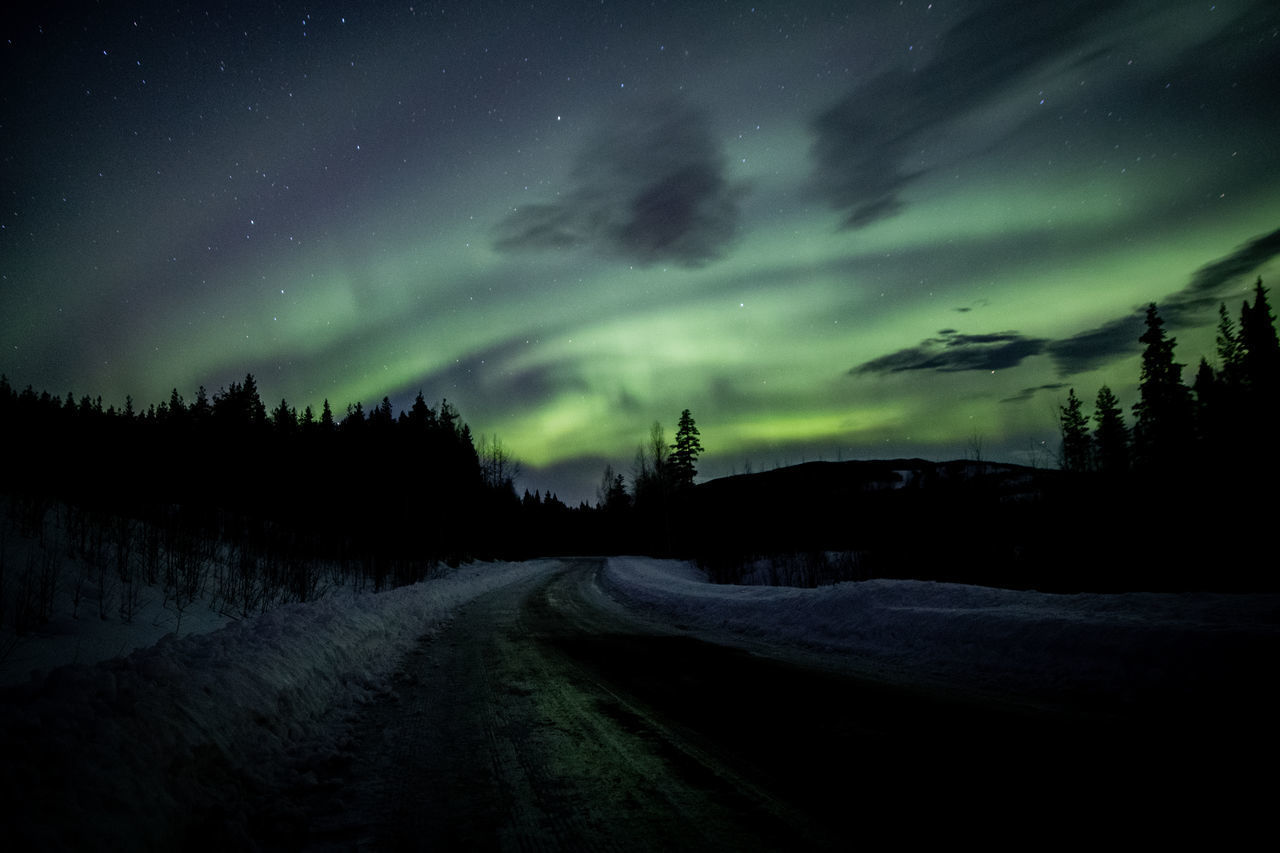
[294,558,837,850]
[4,556,1277,849]
[284,559,1280,849]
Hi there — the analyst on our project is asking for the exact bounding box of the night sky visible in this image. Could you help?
[3,1,1278,502]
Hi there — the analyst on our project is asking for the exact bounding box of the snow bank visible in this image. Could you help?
[0,583,236,689]
[1,559,557,850]
[601,556,1280,705]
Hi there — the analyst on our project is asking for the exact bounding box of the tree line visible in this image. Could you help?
[1058,277,1280,476]
[0,374,519,583]
[1044,277,1279,591]
[0,364,714,598]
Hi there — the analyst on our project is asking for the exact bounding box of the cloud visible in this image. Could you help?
[1001,383,1069,404]
[1163,226,1280,322]
[1045,226,1280,374]
[809,0,1112,229]
[850,226,1280,381]
[851,330,1049,375]
[495,98,743,267]
[1044,313,1146,375]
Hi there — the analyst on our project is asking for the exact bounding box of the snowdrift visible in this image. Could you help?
[1,560,556,850]
[601,556,1280,707]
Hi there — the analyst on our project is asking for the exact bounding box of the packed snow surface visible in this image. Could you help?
[4,555,1278,848]
[600,557,1280,706]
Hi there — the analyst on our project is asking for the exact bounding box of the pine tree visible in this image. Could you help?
[1132,303,1193,469]
[1192,357,1220,444]
[343,401,366,432]
[1058,388,1092,472]
[369,396,395,430]
[405,391,436,432]
[668,409,704,489]
[240,373,268,426]
[191,385,211,424]
[272,398,298,433]
[1093,385,1129,476]
[167,388,186,420]
[1239,277,1280,395]
[1216,302,1244,387]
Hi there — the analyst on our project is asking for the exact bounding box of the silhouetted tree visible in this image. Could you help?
[1216,302,1245,387]
[167,388,186,421]
[632,421,669,506]
[1132,303,1193,469]
[1058,389,1092,472]
[272,398,298,434]
[404,391,436,432]
[242,374,267,426]
[1191,357,1222,450]
[668,409,704,489]
[190,385,211,425]
[1093,385,1129,476]
[213,374,267,430]
[343,401,366,432]
[597,464,630,512]
[478,434,519,493]
[369,396,395,430]
[1239,277,1280,396]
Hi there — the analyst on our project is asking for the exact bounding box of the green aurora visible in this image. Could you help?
[3,1,1278,500]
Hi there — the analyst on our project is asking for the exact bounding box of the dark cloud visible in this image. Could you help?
[1046,227,1280,374]
[810,0,1112,229]
[1000,383,1069,404]
[851,330,1049,376]
[495,98,743,267]
[1163,226,1280,323]
[409,340,590,413]
[850,226,1280,381]
[1044,313,1146,375]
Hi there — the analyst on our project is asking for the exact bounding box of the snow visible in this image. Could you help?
[0,582,235,690]
[600,556,1280,709]
[1,558,560,849]
[4,551,1278,848]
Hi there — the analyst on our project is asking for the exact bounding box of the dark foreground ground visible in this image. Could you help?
[255,559,1273,851]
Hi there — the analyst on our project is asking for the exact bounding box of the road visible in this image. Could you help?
[279,558,1265,850]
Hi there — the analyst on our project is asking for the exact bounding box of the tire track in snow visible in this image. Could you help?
[292,559,828,851]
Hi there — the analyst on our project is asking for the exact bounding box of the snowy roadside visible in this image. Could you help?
[1,582,236,689]
[600,556,1280,708]
[1,559,559,850]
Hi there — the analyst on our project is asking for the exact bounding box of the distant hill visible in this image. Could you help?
[677,457,1262,593]
[695,458,1055,505]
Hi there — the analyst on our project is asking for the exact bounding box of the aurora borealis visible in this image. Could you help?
[3,1,1279,501]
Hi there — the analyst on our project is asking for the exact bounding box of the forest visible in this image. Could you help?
[1,278,1277,637]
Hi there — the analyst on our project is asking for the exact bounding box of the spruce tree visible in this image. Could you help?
[1216,302,1244,387]
[272,398,298,433]
[1132,303,1193,469]
[668,409,705,489]
[240,373,268,426]
[1093,385,1129,475]
[1058,388,1092,472]
[1192,357,1220,447]
[1239,277,1280,395]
